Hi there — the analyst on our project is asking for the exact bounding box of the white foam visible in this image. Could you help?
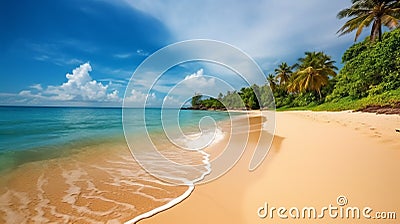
[124,127,226,223]
[124,185,194,224]
[178,127,225,150]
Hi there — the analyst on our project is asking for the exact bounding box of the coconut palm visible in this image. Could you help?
[267,74,277,92]
[337,0,400,42]
[274,62,293,86]
[291,52,337,99]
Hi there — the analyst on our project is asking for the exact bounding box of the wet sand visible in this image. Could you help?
[141,111,400,224]
[0,142,189,223]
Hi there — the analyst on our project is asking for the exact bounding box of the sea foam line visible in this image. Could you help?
[124,184,194,224]
[124,128,220,224]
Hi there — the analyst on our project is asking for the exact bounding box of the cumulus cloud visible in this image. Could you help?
[19,90,35,97]
[45,63,120,101]
[152,68,222,107]
[107,90,120,101]
[183,68,216,88]
[29,84,43,91]
[17,63,121,104]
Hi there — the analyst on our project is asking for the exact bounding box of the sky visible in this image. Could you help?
[0,0,367,107]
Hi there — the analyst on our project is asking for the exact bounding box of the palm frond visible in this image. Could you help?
[337,0,400,41]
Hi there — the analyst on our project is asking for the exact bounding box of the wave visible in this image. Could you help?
[124,185,194,224]
[125,127,226,223]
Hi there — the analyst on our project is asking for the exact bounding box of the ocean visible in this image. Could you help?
[0,107,232,171]
[0,106,234,223]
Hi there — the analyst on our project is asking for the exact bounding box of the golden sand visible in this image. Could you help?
[1,111,399,223]
[141,111,400,224]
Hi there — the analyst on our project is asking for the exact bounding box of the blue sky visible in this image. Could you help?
[0,0,366,107]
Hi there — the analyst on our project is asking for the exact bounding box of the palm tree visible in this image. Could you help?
[291,52,337,99]
[337,0,400,42]
[267,74,277,92]
[274,62,293,86]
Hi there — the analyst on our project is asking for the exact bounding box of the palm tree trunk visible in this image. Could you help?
[371,19,382,42]
[317,89,322,101]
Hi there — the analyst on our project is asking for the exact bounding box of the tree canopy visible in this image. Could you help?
[337,0,400,42]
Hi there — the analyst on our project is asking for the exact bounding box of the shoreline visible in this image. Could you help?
[127,111,259,223]
[125,185,195,224]
[0,138,191,223]
[140,110,400,223]
[0,109,237,223]
[1,110,398,223]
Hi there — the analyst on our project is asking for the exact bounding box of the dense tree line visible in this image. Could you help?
[191,28,400,110]
[190,84,274,110]
[329,28,400,101]
[269,28,400,108]
[266,51,338,108]
[191,50,339,110]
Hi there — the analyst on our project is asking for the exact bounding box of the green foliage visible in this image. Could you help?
[200,97,224,109]
[292,92,319,107]
[269,29,400,111]
[276,88,400,111]
[336,0,400,42]
[270,51,337,108]
[191,93,202,108]
[221,91,244,109]
[274,62,293,86]
[238,86,260,109]
[190,84,275,110]
[289,51,337,99]
[190,28,400,112]
[313,88,400,111]
[341,40,368,63]
[328,28,400,101]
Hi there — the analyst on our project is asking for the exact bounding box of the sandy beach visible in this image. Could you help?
[2,0,400,223]
[1,110,399,223]
[141,111,400,223]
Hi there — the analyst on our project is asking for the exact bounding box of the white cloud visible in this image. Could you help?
[19,90,34,97]
[113,53,133,59]
[183,68,216,88]
[136,49,150,56]
[155,68,224,107]
[15,63,122,104]
[184,68,203,80]
[29,84,43,91]
[44,63,109,101]
[107,90,120,101]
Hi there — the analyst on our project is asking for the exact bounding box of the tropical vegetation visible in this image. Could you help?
[337,0,400,42]
[190,0,400,112]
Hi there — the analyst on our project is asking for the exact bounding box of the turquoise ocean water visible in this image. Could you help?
[0,106,231,172]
